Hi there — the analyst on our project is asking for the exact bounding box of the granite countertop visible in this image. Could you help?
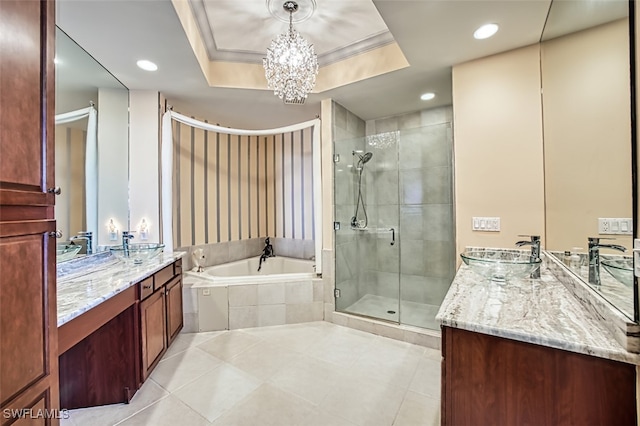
[57,251,185,327]
[436,260,640,365]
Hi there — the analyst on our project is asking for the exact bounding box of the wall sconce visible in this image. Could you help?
[107,219,118,241]
[138,218,149,241]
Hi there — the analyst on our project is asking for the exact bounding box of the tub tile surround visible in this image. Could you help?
[57,251,186,326]
[179,238,314,272]
[184,274,324,332]
[545,253,640,353]
[437,256,640,365]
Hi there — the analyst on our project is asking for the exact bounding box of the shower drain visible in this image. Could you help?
[387,310,396,314]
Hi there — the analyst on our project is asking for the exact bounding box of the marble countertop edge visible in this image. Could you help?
[57,251,186,327]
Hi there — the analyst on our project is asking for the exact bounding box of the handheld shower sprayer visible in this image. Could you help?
[351,151,373,229]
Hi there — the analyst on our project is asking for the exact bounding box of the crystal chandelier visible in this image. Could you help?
[263,1,318,104]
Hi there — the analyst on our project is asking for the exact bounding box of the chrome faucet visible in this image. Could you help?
[70,231,93,255]
[122,231,135,254]
[515,235,541,278]
[588,237,626,285]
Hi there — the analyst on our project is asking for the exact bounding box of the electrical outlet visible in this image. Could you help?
[599,218,610,234]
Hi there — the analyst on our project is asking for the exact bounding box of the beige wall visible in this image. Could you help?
[173,121,315,248]
[54,125,86,241]
[543,20,632,252]
[453,44,545,255]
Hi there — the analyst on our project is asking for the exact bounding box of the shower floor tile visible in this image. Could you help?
[344,294,441,329]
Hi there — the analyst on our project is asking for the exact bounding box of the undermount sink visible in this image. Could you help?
[460,248,542,282]
[601,256,633,288]
[109,243,165,265]
[57,243,82,262]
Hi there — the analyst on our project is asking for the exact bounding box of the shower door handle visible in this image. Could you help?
[390,228,395,246]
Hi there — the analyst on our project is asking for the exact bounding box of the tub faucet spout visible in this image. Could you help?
[258,237,275,272]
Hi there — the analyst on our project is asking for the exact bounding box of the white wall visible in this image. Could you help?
[97,87,129,246]
[129,90,161,244]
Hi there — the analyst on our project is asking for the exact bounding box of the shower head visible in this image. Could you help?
[352,151,373,165]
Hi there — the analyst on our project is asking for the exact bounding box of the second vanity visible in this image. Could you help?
[57,251,185,409]
[437,252,639,425]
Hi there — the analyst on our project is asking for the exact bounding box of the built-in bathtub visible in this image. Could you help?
[187,256,315,285]
[183,256,323,331]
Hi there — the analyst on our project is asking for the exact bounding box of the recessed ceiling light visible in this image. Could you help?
[474,23,499,40]
[420,92,435,101]
[136,59,158,71]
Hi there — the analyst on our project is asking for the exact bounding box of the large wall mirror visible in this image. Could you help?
[55,27,129,259]
[541,1,635,319]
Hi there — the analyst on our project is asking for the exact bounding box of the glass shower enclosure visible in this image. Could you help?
[334,124,455,330]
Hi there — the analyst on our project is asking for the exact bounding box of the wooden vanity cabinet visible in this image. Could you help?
[0,0,59,424]
[441,326,636,425]
[57,259,183,409]
[139,259,183,381]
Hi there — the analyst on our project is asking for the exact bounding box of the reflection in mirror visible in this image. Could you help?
[541,1,634,319]
[55,27,129,261]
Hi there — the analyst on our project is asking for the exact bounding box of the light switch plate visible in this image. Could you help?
[472,217,500,232]
[598,218,633,235]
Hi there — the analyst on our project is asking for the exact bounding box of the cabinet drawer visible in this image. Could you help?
[174,259,182,275]
[139,277,154,300]
[154,264,174,290]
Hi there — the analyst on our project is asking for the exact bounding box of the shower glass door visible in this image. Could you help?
[334,133,401,323]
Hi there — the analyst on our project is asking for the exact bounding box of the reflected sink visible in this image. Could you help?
[460,248,542,282]
[601,256,633,288]
[57,244,82,262]
[109,243,165,265]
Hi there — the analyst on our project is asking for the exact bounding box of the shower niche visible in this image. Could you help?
[333,107,455,330]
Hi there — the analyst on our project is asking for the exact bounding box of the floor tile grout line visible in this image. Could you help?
[111,391,173,426]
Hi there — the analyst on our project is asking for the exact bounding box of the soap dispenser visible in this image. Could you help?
[570,248,582,270]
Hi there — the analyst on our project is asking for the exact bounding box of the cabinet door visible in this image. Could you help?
[165,277,183,346]
[139,290,166,380]
[0,0,55,206]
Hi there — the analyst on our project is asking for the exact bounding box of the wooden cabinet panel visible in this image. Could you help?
[139,276,154,301]
[166,277,183,346]
[0,0,54,200]
[59,306,137,409]
[442,326,636,426]
[140,290,166,380]
[0,0,57,423]
[154,264,174,290]
[0,233,48,404]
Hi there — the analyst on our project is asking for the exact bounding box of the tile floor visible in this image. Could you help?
[345,294,441,330]
[61,321,441,426]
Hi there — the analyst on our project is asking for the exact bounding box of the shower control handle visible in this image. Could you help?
[390,228,395,246]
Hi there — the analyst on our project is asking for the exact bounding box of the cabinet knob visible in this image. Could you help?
[47,187,62,195]
[49,230,63,238]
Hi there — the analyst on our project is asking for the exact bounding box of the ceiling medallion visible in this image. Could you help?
[263,1,319,104]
